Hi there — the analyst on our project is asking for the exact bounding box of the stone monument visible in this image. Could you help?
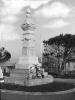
[5,8,53,86]
[5,8,43,85]
[16,8,40,69]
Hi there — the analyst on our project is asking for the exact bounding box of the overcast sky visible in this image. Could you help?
[0,0,75,62]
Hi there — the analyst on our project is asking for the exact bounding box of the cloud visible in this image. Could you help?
[0,0,51,41]
[1,16,17,24]
[0,24,20,41]
[35,2,70,18]
[3,33,20,41]
[43,19,69,29]
[1,0,51,22]
[28,0,51,9]
[1,0,51,19]
[1,0,50,16]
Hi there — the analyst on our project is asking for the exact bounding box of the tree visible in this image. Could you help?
[43,34,75,72]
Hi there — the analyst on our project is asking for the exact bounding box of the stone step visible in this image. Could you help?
[10,69,29,78]
[4,75,54,86]
[11,69,29,74]
[7,76,27,80]
[10,73,29,78]
[4,77,28,85]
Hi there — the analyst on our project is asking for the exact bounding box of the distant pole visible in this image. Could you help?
[1,33,3,47]
[1,33,5,48]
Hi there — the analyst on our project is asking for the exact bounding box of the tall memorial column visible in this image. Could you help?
[16,8,40,69]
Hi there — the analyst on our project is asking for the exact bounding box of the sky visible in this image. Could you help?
[0,0,75,62]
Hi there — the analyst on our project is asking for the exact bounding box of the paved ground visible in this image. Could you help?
[1,89,75,100]
[1,78,75,100]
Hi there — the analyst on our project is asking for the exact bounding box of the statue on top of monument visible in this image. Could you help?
[21,8,36,31]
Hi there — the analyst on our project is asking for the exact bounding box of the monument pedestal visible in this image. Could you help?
[16,56,40,69]
[4,55,50,86]
[4,56,42,86]
[4,67,53,86]
[5,69,29,85]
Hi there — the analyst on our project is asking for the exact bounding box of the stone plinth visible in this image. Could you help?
[4,69,29,85]
[16,56,40,69]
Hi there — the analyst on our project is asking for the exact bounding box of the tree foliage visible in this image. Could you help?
[43,34,75,71]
